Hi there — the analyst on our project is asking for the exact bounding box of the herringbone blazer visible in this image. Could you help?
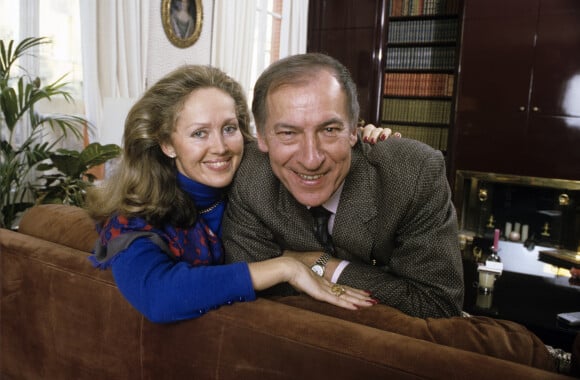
[223,139,464,318]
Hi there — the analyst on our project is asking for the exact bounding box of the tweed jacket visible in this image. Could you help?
[223,139,464,318]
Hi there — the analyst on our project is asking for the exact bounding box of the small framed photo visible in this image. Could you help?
[161,0,203,48]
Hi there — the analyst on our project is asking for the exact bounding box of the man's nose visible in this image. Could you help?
[298,135,325,169]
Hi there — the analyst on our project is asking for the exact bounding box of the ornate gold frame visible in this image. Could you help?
[161,0,203,48]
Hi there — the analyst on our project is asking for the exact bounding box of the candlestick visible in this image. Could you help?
[493,228,500,252]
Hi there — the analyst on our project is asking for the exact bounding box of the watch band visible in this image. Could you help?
[310,252,331,276]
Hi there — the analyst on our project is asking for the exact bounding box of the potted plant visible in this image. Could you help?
[0,37,121,229]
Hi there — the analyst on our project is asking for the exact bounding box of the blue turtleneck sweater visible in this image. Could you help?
[106,174,256,323]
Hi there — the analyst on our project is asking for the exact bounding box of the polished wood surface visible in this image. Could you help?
[451,0,580,181]
[307,0,387,124]
[463,241,580,351]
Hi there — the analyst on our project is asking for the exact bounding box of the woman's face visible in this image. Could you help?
[161,87,244,188]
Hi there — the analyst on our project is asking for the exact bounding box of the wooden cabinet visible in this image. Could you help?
[307,0,385,125]
[451,0,580,181]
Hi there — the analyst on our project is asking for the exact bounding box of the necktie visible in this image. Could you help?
[309,206,335,255]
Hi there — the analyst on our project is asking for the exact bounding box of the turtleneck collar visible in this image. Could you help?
[176,171,225,209]
[176,172,227,236]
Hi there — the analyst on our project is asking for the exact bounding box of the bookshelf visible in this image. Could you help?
[382,0,461,153]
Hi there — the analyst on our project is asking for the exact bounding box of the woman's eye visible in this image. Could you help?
[224,124,239,134]
[192,130,207,138]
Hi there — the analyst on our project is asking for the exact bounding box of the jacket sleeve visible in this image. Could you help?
[338,149,464,318]
[110,237,256,323]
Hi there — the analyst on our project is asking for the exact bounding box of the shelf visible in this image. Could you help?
[387,41,456,47]
[384,68,455,74]
[389,14,459,21]
[383,95,453,101]
[381,120,450,128]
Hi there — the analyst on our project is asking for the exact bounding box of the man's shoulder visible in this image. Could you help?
[233,141,277,188]
[362,137,443,170]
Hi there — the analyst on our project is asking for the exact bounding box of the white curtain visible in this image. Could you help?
[80,0,149,144]
[211,0,309,98]
[210,1,257,95]
[280,0,309,58]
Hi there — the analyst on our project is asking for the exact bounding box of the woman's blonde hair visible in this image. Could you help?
[86,65,253,228]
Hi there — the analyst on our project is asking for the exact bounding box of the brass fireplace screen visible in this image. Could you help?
[454,170,580,253]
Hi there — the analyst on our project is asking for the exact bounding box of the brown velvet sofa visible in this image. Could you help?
[1,204,577,379]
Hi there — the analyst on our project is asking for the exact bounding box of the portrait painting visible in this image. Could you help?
[162,0,203,48]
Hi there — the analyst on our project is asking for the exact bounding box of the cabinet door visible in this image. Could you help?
[455,0,537,136]
[531,0,580,118]
[452,0,580,180]
[452,0,539,175]
[526,0,580,179]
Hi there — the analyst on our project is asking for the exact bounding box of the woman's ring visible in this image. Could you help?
[331,284,346,297]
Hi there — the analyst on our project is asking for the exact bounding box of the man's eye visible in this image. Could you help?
[277,131,296,137]
[276,130,296,141]
[324,127,340,135]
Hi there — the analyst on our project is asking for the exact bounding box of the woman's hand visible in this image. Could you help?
[248,257,375,310]
[359,124,401,144]
[285,257,375,310]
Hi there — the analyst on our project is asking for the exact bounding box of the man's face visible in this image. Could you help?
[257,70,357,207]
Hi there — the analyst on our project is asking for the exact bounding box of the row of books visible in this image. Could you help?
[382,98,452,124]
[388,19,458,44]
[385,46,455,70]
[383,124,449,151]
[389,0,461,17]
[383,73,454,97]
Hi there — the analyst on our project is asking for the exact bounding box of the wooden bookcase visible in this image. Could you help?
[307,0,462,157]
[382,0,461,153]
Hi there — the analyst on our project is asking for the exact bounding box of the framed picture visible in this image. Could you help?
[161,0,203,48]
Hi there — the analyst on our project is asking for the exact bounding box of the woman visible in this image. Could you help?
[171,0,195,39]
[88,65,386,323]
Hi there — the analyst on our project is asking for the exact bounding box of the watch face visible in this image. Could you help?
[311,264,324,276]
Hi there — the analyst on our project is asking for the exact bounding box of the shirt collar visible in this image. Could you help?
[321,182,344,214]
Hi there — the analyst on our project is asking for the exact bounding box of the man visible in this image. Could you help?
[223,53,463,318]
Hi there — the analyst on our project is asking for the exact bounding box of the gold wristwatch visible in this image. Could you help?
[311,252,331,276]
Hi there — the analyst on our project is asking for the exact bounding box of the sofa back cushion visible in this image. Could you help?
[18,204,98,252]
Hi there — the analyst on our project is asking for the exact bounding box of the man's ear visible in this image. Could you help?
[257,132,269,153]
[160,143,176,158]
[349,126,358,147]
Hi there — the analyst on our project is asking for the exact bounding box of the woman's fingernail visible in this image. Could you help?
[380,134,387,141]
[363,136,368,142]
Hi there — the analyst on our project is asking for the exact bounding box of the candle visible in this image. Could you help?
[493,228,500,252]
[505,222,512,238]
[521,224,529,242]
